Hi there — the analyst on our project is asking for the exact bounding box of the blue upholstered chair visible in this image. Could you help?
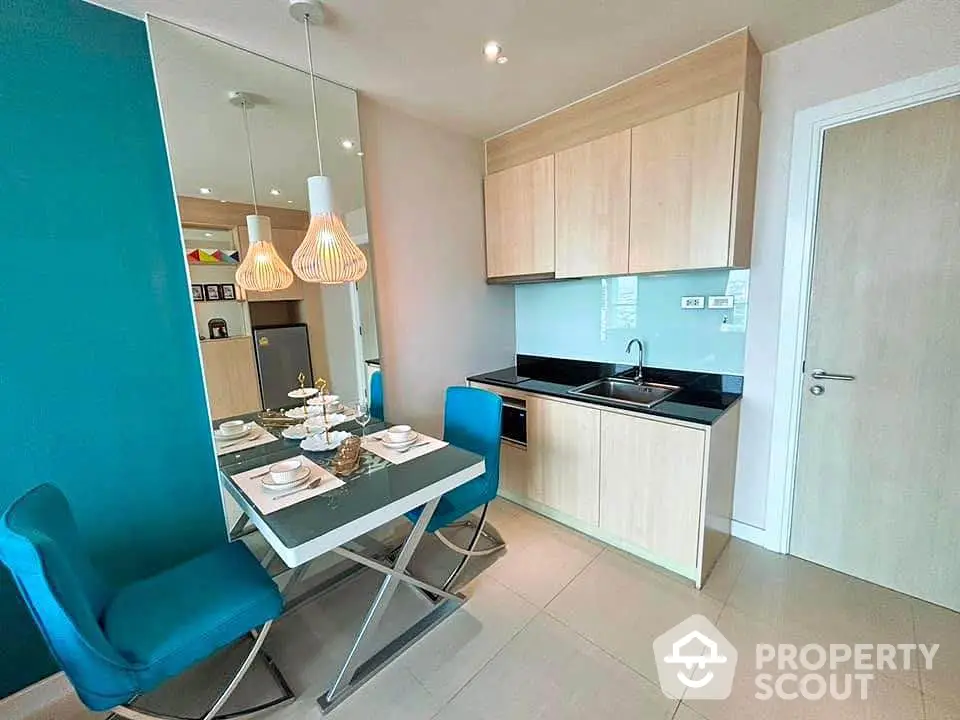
[0,484,289,720]
[407,386,506,590]
[370,369,384,421]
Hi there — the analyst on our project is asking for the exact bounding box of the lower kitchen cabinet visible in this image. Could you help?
[599,412,705,572]
[469,380,739,587]
[527,396,601,526]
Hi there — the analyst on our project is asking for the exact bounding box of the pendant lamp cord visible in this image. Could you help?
[240,98,259,214]
[304,15,324,176]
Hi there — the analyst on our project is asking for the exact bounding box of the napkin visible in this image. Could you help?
[361,432,448,465]
[228,455,344,514]
[214,424,278,457]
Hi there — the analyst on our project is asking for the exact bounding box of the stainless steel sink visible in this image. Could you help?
[568,378,681,409]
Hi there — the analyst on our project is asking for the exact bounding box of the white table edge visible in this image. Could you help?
[221,459,486,567]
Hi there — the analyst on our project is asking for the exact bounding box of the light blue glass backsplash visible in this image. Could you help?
[515,270,749,374]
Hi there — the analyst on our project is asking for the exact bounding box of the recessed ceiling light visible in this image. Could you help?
[220,200,228,203]
[483,41,502,61]
[270,188,282,196]
[199,187,213,195]
[356,151,365,157]
[204,232,213,238]
[287,200,294,204]
[340,138,355,150]
[496,56,509,64]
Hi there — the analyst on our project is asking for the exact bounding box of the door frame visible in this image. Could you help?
[766,65,960,554]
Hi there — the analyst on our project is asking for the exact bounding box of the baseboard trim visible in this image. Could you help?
[0,672,73,720]
[731,520,776,550]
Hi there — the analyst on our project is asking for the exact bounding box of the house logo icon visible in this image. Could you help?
[653,615,738,700]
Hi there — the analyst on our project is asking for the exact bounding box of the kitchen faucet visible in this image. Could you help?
[626,338,644,383]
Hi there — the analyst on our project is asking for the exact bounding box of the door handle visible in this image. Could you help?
[810,369,856,382]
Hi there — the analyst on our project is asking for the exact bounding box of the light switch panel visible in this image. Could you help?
[681,296,706,309]
[708,295,735,309]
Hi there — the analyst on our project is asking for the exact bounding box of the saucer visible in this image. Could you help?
[260,466,310,490]
[380,432,419,449]
[281,424,309,440]
[214,423,253,441]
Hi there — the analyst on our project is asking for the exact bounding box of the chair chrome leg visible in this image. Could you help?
[111,619,292,720]
[440,503,505,592]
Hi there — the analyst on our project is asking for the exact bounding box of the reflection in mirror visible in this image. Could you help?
[148,18,379,420]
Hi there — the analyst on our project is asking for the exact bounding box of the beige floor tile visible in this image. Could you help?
[674,704,710,720]
[546,548,723,683]
[685,605,924,720]
[912,598,960,715]
[484,507,603,607]
[395,574,539,703]
[726,551,918,687]
[24,696,105,720]
[432,614,678,720]
[700,538,758,604]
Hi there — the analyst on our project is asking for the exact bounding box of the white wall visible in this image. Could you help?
[358,97,516,435]
[735,0,960,540]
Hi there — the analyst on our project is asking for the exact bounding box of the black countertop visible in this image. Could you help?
[467,355,742,425]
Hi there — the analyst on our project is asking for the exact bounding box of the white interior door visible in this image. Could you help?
[790,95,960,610]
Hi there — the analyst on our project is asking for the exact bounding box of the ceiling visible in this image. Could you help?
[149,17,365,213]
[90,0,901,139]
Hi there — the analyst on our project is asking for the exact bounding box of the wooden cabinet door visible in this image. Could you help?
[236,226,305,302]
[528,397,600,526]
[555,130,631,278]
[200,337,262,419]
[629,92,739,273]
[599,412,705,570]
[484,156,555,279]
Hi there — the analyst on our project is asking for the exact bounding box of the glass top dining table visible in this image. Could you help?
[215,410,486,712]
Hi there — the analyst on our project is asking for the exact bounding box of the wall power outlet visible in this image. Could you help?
[681,296,706,309]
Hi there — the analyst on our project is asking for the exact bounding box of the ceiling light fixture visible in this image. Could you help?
[204,232,213,238]
[270,188,282,196]
[496,55,509,64]
[199,187,213,195]
[340,138,355,150]
[288,0,367,284]
[483,41,502,61]
[229,91,294,294]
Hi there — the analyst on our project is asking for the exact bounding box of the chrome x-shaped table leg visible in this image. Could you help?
[318,496,463,712]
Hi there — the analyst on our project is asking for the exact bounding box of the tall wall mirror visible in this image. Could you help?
[148,17,380,421]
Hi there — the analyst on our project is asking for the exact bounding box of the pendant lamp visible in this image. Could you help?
[231,91,294,293]
[289,0,368,284]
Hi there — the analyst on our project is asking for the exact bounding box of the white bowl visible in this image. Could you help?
[386,425,413,444]
[218,420,246,438]
[269,459,302,484]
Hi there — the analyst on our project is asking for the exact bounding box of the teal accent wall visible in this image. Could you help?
[516,270,750,374]
[0,0,224,697]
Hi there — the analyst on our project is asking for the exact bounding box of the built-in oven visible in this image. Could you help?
[500,397,527,448]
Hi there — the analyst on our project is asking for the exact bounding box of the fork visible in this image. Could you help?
[397,440,431,454]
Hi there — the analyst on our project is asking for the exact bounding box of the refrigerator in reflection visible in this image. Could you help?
[252,323,314,410]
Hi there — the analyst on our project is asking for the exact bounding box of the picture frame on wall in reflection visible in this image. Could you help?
[219,283,236,301]
[203,284,220,301]
[191,284,203,302]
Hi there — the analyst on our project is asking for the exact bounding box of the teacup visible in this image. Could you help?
[269,458,302,484]
[219,420,246,438]
[385,425,413,444]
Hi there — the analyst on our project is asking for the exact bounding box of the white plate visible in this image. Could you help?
[305,412,349,430]
[281,424,309,440]
[307,395,340,407]
[260,466,311,490]
[380,432,420,449]
[301,430,351,452]
[284,406,323,419]
[288,387,319,399]
[214,423,253,442]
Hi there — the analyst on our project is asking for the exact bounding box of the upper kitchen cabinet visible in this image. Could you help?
[555,130,631,279]
[484,155,555,281]
[629,91,756,273]
[484,29,761,282]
